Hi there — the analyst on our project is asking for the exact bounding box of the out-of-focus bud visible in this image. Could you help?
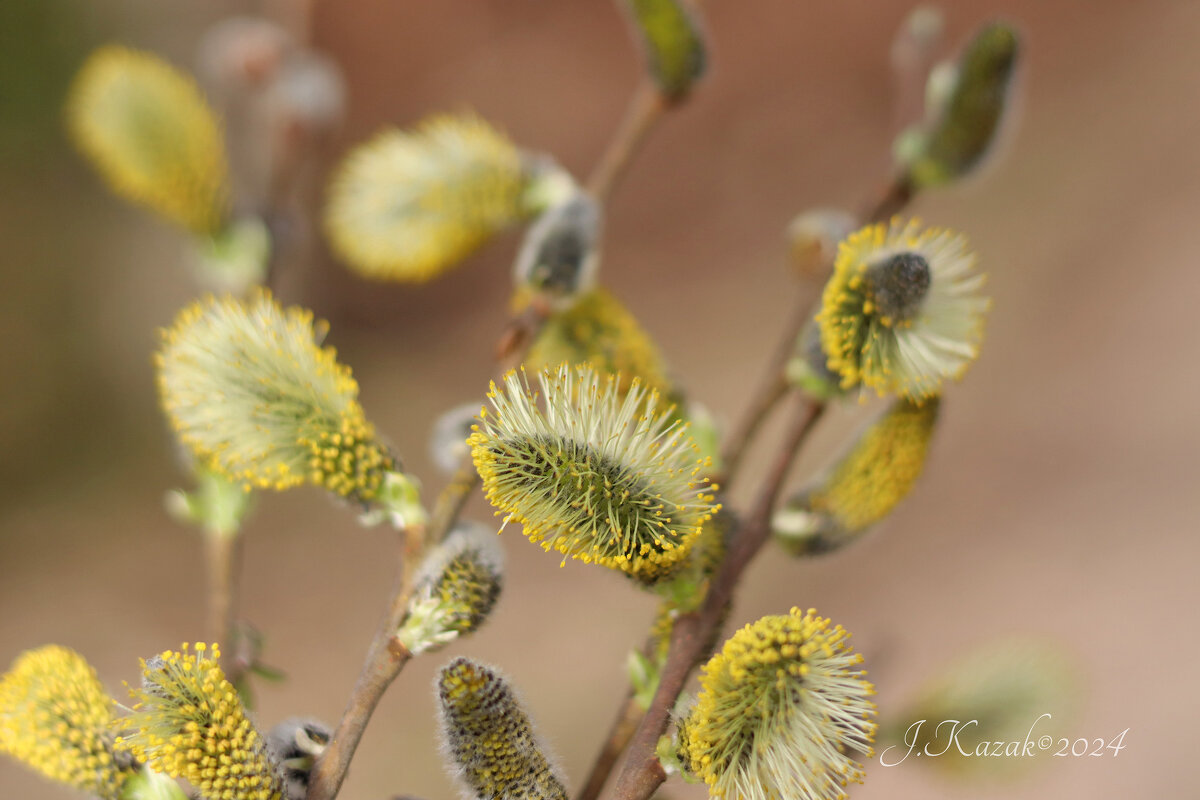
[266,718,331,800]
[437,658,568,800]
[397,522,504,655]
[197,16,294,90]
[429,401,484,475]
[785,208,858,283]
[774,397,939,555]
[266,52,345,136]
[165,464,255,540]
[897,22,1021,190]
[623,0,707,101]
[512,192,602,309]
[881,639,1080,779]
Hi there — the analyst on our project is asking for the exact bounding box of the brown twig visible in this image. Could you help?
[203,533,241,652]
[578,687,643,800]
[605,394,825,800]
[587,83,666,203]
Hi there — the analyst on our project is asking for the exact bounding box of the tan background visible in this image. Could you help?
[0,1,1195,798]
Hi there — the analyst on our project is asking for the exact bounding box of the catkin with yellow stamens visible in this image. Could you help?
[325,113,530,282]
[774,397,939,554]
[816,218,988,400]
[116,644,284,800]
[677,609,876,800]
[469,364,719,583]
[524,288,674,399]
[155,290,396,501]
[437,658,567,800]
[66,45,230,235]
[0,646,134,799]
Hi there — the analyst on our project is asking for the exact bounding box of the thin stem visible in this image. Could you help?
[863,174,915,224]
[605,395,825,800]
[587,83,665,203]
[203,533,240,650]
[305,530,419,800]
[578,688,643,800]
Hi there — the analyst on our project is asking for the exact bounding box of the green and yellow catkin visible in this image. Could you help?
[325,113,530,282]
[524,288,674,399]
[0,646,134,798]
[817,218,988,400]
[67,45,229,235]
[469,364,718,583]
[902,23,1021,189]
[437,658,567,800]
[625,0,707,100]
[398,522,505,655]
[116,643,284,800]
[678,609,876,800]
[155,290,395,501]
[774,397,939,554]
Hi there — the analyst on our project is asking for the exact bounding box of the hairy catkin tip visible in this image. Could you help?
[437,658,567,800]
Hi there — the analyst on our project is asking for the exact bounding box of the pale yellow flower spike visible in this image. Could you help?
[67,45,230,236]
[155,290,395,500]
[325,113,528,282]
[116,643,284,800]
[0,645,133,799]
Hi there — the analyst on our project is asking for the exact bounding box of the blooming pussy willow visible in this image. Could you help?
[774,397,939,554]
[524,288,674,398]
[678,608,876,800]
[116,643,284,800]
[817,219,987,400]
[66,46,229,235]
[437,657,567,800]
[0,646,133,799]
[398,522,505,655]
[325,113,530,282]
[468,364,719,583]
[156,291,395,501]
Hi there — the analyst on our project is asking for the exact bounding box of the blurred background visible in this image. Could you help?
[1,0,1195,798]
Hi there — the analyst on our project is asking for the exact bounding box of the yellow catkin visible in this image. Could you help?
[0,646,132,799]
[66,45,229,235]
[679,609,876,800]
[325,113,529,282]
[525,287,674,399]
[811,397,939,532]
[155,290,394,500]
[116,644,283,800]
